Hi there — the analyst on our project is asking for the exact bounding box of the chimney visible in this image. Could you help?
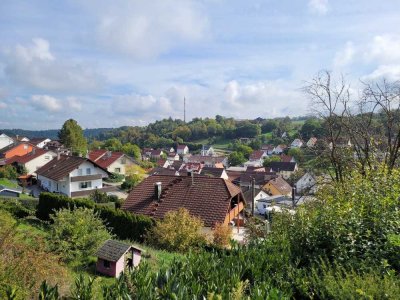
[155,182,162,201]
[187,170,194,185]
[57,151,61,160]
[32,148,36,155]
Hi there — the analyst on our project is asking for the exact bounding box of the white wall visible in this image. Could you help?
[0,134,14,150]
[25,151,56,174]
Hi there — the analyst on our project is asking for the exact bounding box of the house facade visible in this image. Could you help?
[268,162,298,179]
[200,145,215,156]
[307,137,318,148]
[36,155,112,197]
[177,145,189,155]
[29,138,51,149]
[0,133,14,150]
[89,150,136,175]
[263,176,292,197]
[296,172,317,194]
[290,139,304,148]
[7,149,57,175]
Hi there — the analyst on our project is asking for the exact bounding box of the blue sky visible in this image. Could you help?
[0,0,399,129]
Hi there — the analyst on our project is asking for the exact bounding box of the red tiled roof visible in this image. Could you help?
[36,155,109,181]
[151,149,163,156]
[265,177,292,195]
[6,148,53,164]
[89,150,124,169]
[177,145,187,150]
[250,150,265,160]
[122,175,243,227]
[280,154,293,163]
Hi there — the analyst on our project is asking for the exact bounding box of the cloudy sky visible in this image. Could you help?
[0,0,399,130]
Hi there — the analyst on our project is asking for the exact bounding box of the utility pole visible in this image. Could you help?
[251,177,255,216]
[184,97,186,123]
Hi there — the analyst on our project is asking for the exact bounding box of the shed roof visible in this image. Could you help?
[96,240,138,262]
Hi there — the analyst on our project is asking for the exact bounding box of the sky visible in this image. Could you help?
[0,0,400,130]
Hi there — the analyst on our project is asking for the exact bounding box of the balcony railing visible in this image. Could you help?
[70,174,103,182]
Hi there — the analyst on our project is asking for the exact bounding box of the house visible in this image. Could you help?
[250,150,268,162]
[243,160,263,168]
[200,167,229,179]
[157,159,171,168]
[268,162,298,179]
[44,140,70,155]
[28,138,51,149]
[241,187,269,213]
[239,171,277,189]
[200,145,215,156]
[122,174,245,230]
[36,155,114,197]
[176,145,189,155]
[296,172,317,194]
[290,139,303,148]
[167,152,180,162]
[0,185,23,198]
[0,142,34,159]
[281,132,288,138]
[184,155,228,168]
[96,240,142,278]
[0,133,14,150]
[273,144,286,154]
[6,148,57,175]
[262,177,292,197]
[256,195,294,215]
[14,136,30,142]
[150,149,164,159]
[280,154,296,163]
[180,162,203,174]
[261,144,275,155]
[328,138,352,149]
[89,150,136,175]
[306,137,318,148]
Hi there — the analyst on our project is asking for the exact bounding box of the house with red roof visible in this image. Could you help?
[176,144,189,155]
[6,148,57,175]
[122,174,245,230]
[89,150,136,175]
[0,142,34,159]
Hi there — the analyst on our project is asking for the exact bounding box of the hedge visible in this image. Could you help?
[36,192,154,242]
[0,199,33,218]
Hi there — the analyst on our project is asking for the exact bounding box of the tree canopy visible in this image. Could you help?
[58,119,87,156]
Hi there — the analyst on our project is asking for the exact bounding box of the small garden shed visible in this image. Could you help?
[96,240,142,277]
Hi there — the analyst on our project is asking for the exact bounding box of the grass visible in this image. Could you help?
[0,177,18,188]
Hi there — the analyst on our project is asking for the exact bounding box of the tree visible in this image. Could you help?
[288,148,304,163]
[58,119,87,156]
[261,120,277,133]
[236,123,261,138]
[213,223,232,248]
[121,143,141,160]
[121,174,143,191]
[172,125,192,141]
[300,118,323,140]
[235,144,253,159]
[49,207,111,263]
[228,151,246,166]
[146,208,206,252]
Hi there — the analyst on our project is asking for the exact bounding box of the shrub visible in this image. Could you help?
[146,208,206,252]
[105,172,125,183]
[49,207,112,263]
[121,174,142,191]
[0,199,33,218]
[213,223,232,248]
[0,165,18,180]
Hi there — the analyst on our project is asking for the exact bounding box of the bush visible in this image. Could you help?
[0,199,33,218]
[36,192,154,242]
[49,207,112,263]
[0,165,18,179]
[121,174,143,191]
[213,222,232,248]
[146,208,206,252]
[105,172,125,183]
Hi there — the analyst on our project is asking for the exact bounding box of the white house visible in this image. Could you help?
[273,145,286,154]
[296,172,317,194]
[28,138,52,149]
[177,145,189,155]
[256,195,293,215]
[0,133,14,150]
[200,145,215,156]
[306,137,317,148]
[89,150,137,175]
[36,155,113,198]
[243,160,263,168]
[290,139,304,148]
[167,152,180,162]
[7,148,57,175]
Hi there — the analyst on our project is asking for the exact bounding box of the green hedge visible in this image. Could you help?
[36,192,154,242]
[0,199,33,218]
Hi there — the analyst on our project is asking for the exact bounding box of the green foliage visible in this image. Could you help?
[235,122,261,138]
[58,119,88,156]
[0,199,33,218]
[146,208,206,252]
[37,281,59,300]
[71,274,94,300]
[228,151,246,166]
[105,172,125,183]
[89,190,116,203]
[49,207,112,263]
[37,192,154,242]
[300,118,323,139]
[121,174,143,191]
[261,120,277,133]
[0,166,18,180]
[287,147,304,163]
[121,143,141,160]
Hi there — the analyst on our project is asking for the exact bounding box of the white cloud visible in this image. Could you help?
[31,95,62,112]
[67,97,82,111]
[365,34,400,63]
[308,0,329,15]
[333,41,355,68]
[363,65,400,81]
[95,0,209,58]
[3,38,103,93]
[0,102,7,109]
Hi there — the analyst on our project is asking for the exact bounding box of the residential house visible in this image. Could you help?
[29,138,51,149]
[0,142,34,159]
[184,155,228,168]
[44,140,70,154]
[262,176,292,197]
[296,172,317,194]
[150,149,164,160]
[180,162,203,174]
[328,138,352,149]
[273,144,286,154]
[200,167,229,179]
[256,195,294,215]
[250,150,268,162]
[0,133,14,150]
[89,150,136,175]
[306,137,318,148]
[167,152,180,162]
[156,159,171,168]
[122,174,245,231]
[6,148,57,175]
[261,144,275,155]
[176,145,189,155]
[36,155,113,197]
[280,154,296,163]
[243,160,263,168]
[239,171,277,189]
[290,139,304,148]
[241,187,269,213]
[268,162,298,179]
[14,136,29,142]
[200,145,215,156]
[96,240,142,278]
[149,167,179,176]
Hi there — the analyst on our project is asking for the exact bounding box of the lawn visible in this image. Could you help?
[0,178,18,188]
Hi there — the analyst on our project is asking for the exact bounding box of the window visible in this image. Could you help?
[121,158,126,164]
[80,181,92,189]
[114,167,121,173]
[78,169,83,176]
[44,156,50,160]
[23,145,28,150]
[103,260,111,269]
[86,168,91,175]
